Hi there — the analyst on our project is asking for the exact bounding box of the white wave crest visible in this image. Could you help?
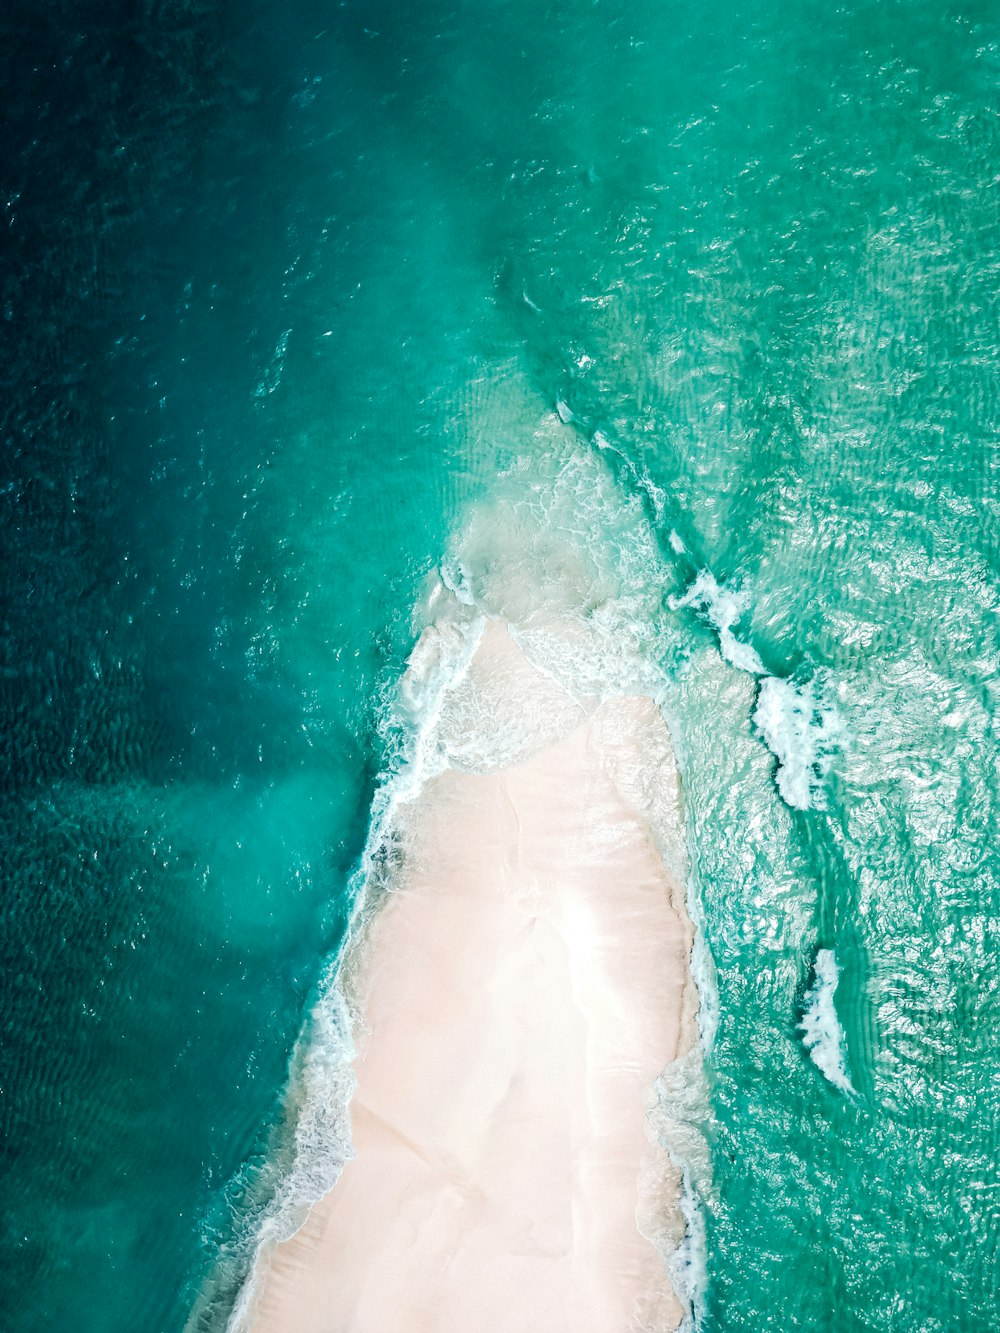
[671,571,766,675]
[671,571,843,810]
[753,675,842,811]
[800,949,855,1097]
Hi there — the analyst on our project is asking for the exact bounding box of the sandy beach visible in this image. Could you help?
[238,620,698,1333]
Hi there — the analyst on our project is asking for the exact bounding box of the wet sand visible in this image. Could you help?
[238,622,698,1332]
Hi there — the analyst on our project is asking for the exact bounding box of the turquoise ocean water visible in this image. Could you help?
[3,0,999,1328]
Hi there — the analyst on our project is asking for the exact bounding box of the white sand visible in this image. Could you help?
[239,621,698,1333]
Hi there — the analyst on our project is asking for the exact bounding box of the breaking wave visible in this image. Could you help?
[799,950,855,1098]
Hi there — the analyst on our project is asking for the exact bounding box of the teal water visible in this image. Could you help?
[3,0,999,1328]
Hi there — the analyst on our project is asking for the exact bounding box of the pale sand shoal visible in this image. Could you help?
[241,623,698,1333]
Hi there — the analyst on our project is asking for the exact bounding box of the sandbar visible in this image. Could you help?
[238,620,697,1332]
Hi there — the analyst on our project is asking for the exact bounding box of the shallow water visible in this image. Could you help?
[3,0,999,1328]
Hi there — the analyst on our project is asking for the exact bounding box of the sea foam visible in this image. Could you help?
[752,675,843,812]
[799,949,855,1097]
[671,571,766,675]
[671,570,843,811]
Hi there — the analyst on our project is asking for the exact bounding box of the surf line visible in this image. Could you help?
[563,404,856,1102]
